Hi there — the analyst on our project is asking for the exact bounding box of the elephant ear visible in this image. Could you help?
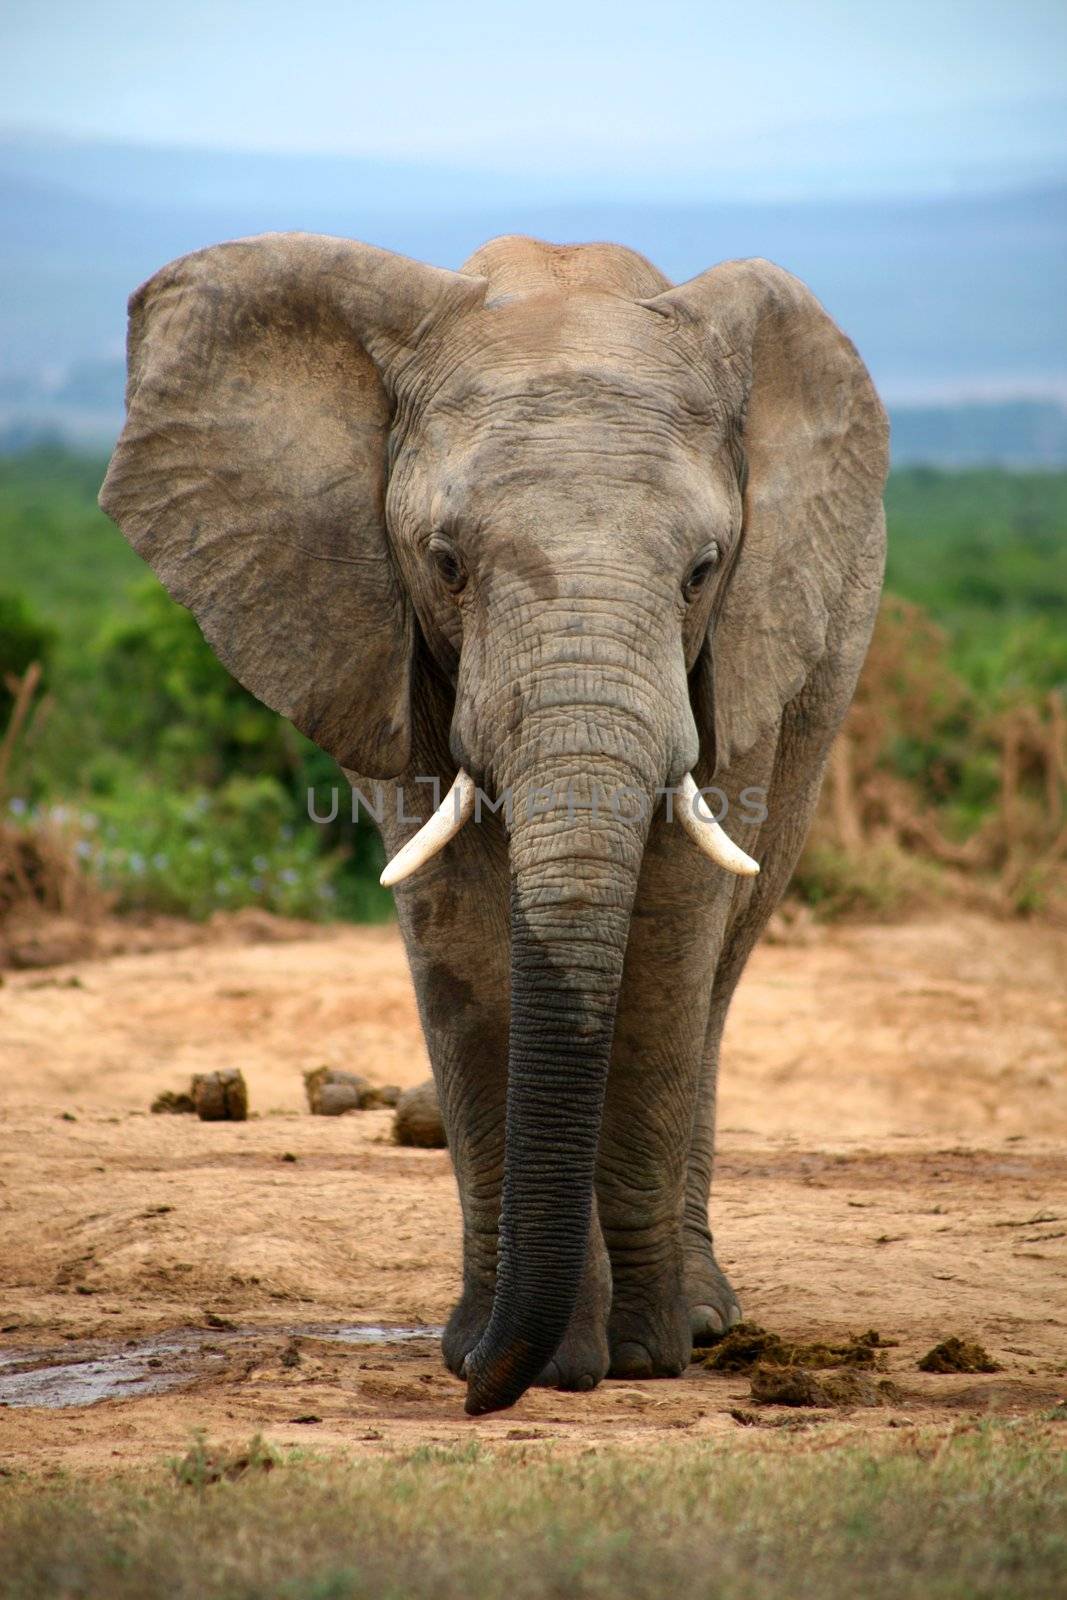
[649,258,889,774]
[100,232,485,776]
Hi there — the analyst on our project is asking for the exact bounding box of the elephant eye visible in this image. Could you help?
[429,536,467,595]
[683,542,720,602]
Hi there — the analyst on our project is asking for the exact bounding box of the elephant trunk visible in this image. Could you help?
[463,736,657,1416]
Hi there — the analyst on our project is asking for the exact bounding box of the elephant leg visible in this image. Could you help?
[683,1017,742,1344]
[684,688,850,1341]
[387,811,508,1380]
[381,774,611,1391]
[597,808,735,1380]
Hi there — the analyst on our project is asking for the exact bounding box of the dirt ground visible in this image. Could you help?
[1,910,1065,1471]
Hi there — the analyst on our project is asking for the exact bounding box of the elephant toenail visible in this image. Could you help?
[610,1341,654,1379]
[576,1373,595,1391]
[691,1303,725,1341]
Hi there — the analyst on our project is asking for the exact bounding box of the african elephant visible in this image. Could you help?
[100,232,888,1415]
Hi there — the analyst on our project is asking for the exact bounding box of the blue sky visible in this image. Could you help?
[3,0,1066,190]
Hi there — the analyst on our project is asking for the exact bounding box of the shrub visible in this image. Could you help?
[96,579,298,787]
[0,592,54,730]
[799,597,1067,920]
[8,778,336,922]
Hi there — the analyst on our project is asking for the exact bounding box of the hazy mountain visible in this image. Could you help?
[1,133,1065,462]
[890,401,1067,467]
[5,97,1065,205]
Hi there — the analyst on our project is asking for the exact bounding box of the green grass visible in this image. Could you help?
[0,447,140,655]
[884,467,1067,692]
[0,1424,1064,1600]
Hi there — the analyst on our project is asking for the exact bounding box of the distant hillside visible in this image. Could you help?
[890,401,1067,467]
[1,135,1065,460]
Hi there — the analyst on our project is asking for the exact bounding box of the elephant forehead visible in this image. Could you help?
[431,291,722,422]
[417,364,733,493]
[404,402,736,549]
[421,443,733,572]
[455,436,717,517]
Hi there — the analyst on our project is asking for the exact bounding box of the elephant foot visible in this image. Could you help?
[684,1237,742,1345]
[442,1282,493,1380]
[533,1231,612,1391]
[444,1232,612,1393]
[607,1294,693,1380]
[445,1296,609,1393]
[534,1317,610,1392]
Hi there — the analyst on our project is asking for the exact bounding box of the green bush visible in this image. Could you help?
[0,591,54,728]
[96,579,299,787]
[792,841,940,921]
[20,777,337,921]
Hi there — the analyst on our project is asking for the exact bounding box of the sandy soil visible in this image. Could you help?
[1,911,1065,1471]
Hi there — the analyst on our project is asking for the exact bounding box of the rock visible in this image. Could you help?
[304,1066,372,1115]
[393,1079,446,1148]
[918,1336,1000,1374]
[191,1068,248,1121]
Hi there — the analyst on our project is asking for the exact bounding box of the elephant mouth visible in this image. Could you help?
[379,768,759,887]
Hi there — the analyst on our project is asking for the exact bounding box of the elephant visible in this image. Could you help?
[99,231,888,1416]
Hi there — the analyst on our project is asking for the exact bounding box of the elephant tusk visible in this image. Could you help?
[676,774,760,877]
[379,769,477,888]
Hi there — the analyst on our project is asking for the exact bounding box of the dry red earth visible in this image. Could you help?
[1,910,1065,1470]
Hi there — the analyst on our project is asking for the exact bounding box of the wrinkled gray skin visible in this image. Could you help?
[100,233,888,1415]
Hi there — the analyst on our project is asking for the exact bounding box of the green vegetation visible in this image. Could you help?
[0,1424,1063,1600]
[0,447,140,639]
[885,467,1067,695]
[0,448,1064,922]
[0,446,389,921]
[0,591,54,728]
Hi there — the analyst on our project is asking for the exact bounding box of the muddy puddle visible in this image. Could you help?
[0,1324,444,1409]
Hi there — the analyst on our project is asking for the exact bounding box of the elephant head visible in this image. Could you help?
[100,231,888,1413]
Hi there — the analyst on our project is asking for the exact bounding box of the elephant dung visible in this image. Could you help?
[304,1066,394,1115]
[750,1363,902,1409]
[372,1083,403,1108]
[699,1323,887,1373]
[392,1080,446,1148]
[191,1069,248,1122]
[918,1336,1000,1374]
[151,1089,196,1115]
[351,1080,403,1109]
